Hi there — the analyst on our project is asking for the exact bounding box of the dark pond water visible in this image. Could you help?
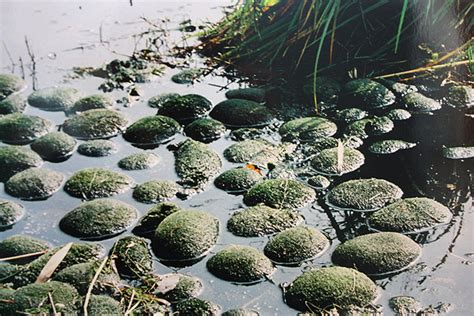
[0,1,473,315]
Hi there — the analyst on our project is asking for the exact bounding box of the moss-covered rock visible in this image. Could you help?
[342,79,395,109]
[148,93,180,108]
[64,168,133,199]
[227,205,303,237]
[307,175,331,190]
[223,139,274,163]
[60,199,138,239]
[11,242,104,288]
[442,146,474,159]
[446,85,473,109]
[118,152,159,170]
[389,296,421,314]
[264,226,329,264]
[230,127,264,141]
[62,109,127,139]
[70,94,115,113]
[0,287,15,314]
[173,298,221,316]
[346,116,394,139]
[222,308,260,316]
[111,236,153,278]
[210,99,274,128]
[53,261,120,295]
[244,179,315,208]
[0,199,25,228]
[132,202,182,237]
[5,167,64,200]
[214,167,263,193]
[341,135,364,149]
[380,80,418,96]
[0,113,52,144]
[279,117,337,142]
[368,140,416,154]
[387,108,412,121]
[133,180,179,204]
[0,264,20,283]
[251,143,296,168]
[225,87,266,102]
[155,273,203,303]
[171,68,203,84]
[86,295,123,315]
[174,139,222,189]
[0,74,26,100]
[332,232,421,275]
[310,147,365,176]
[0,235,49,263]
[0,146,43,181]
[123,115,181,146]
[284,266,378,311]
[303,76,341,107]
[12,281,79,314]
[77,139,117,157]
[403,92,441,112]
[153,210,219,261]
[184,117,226,142]
[30,131,76,161]
[207,245,274,282]
[0,93,27,114]
[28,87,82,111]
[333,108,368,123]
[299,137,339,156]
[327,178,403,212]
[367,197,452,234]
[158,94,212,121]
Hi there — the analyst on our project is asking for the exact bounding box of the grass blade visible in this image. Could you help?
[395,0,409,53]
[35,242,72,283]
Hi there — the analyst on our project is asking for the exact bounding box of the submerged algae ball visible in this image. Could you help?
[387,108,412,121]
[0,199,25,228]
[118,152,159,170]
[0,113,52,144]
[77,139,117,157]
[225,87,266,102]
[222,309,260,316]
[123,115,180,146]
[0,146,43,181]
[158,94,212,121]
[153,210,219,261]
[342,79,395,109]
[111,236,153,278]
[244,179,316,209]
[214,167,263,193]
[132,202,182,237]
[148,93,180,108]
[367,197,452,234]
[333,108,368,123]
[403,92,441,112]
[173,298,221,316]
[30,131,76,161]
[132,180,179,204]
[326,178,403,212]
[60,199,138,239]
[285,266,378,311]
[5,168,64,200]
[64,167,133,199]
[70,94,115,113]
[207,245,274,283]
[332,232,421,275]
[184,117,226,142]
[223,139,274,163]
[368,140,416,155]
[0,235,49,261]
[0,93,27,114]
[264,226,329,264]
[210,99,274,128]
[155,273,203,303]
[0,73,26,99]
[279,117,337,142]
[310,147,365,176]
[62,109,127,139]
[227,205,303,237]
[28,87,82,111]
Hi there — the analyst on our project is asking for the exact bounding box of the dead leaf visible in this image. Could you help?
[35,242,73,283]
[245,163,264,176]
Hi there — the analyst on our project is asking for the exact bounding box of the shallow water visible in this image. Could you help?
[1,1,473,315]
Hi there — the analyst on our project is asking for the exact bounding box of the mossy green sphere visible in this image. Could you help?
[70,94,115,113]
[153,210,219,261]
[387,108,411,121]
[227,205,303,237]
[184,117,226,142]
[210,99,274,128]
[403,92,441,112]
[368,140,416,155]
[28,87,82,111]
[0,93,27,114]
[342,79,395,109]
[367,197,452,234]
[118,152,159,170]
[132,180,179,204]
[332,232,421,275]
[173,298,221,316]
[155,273,203,303]
[0,113,52,144]
[326,178,403,212]
[0,235,49,262]
[123,115,180,145]
[30,131,76,161]
[77,139,117,157]
[158,94,212,121]
[148,93,180,108]
[222,308,260,316]
[446,85,473,109]
[207,245,274,283]
[307,175,331,190]
[86,295,123,315]
[310,147,365,176]
[223,139,274,163]
[264,226,329,264]
[0,199,25,227]
[226,87,266,102]
[5,167,64,200]
[60,199,138,239]
[442,146,474,160]
[346,116,394,139]
[333,108,368,122]
[244,179,315,209]
[111,236,153,278]
[389,296,422,314]
[214,167,263,193]
[0,73,26,99]
[279,117,337,142]
[132,202,183,237]
[64,167,133,199]
[62,109,127,139]
[285,266,378,311]
[0,145,43,181]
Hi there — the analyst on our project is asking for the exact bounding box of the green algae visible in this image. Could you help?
[223,139,274,163]
[0,93,26,114]
[0,146,43,181]
[244,179,315,208]
[0,199,25,228]
[132,202,183,237]
[62,109,127,139]
[0,113,52,144]
[30,131,76,161]
[123,115,181,145]
[70,94,115,113]
[184,117,226,142]
[310,147,365,176]
[279,117,337,142]
[403,92,441,112]
[158,94,212,121]
[368,140,416,154]
[214,167,263,193]
[77,139,117,157]
[342,79,395,109]
[28,87,82,111]
[133,180,179,203]
[225,87,266,102]
[111,236,153,278]
[5,168,64,200]
[0,235,49,263]
[118,152,160,170]
[210,99,274,128]
[155,273,203,303]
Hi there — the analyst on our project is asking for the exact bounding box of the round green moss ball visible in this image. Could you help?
[173,298,221,316]
[123,115,180,145]
[111,236,153,278]
[132,202,182,237]
[118,152,159,170]
[310,147,365,176]
[77,139,117,157]
[62,109,127,139]
[184,117,226,142]
[0,73,26,99]
[5,167,64,200]
[70,94,115,113]
[0,93,27,114]
[368,140,416,155]
[389,296,422,314]
[225,87,266,102]
[0,113,52,144]
[222,308,260,316]
[0,235,49,262]
[148,93,180,108]
[214,167,263,193]
[30,131,76,161]
[155,273,203,303]
[387,109,411,121]
[28,87,82,111]
[0,199,25,228]
[279,117,337,142]
[333,108,368,123]
[158,94,212,121]
[223,139,274,163]
[0,146,43,181]
[132,180,179,204]
[86,295,123,315]
[403,92,441,112]
[342,79,395,109]
[210,99,274,128]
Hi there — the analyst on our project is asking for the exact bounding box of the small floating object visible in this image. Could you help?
[148,93,180,108]
[332,232,421,275]
[387,108,412,121]
[64,167,133,199]
[310,146,365,176]
[442,146,474,159]
[123,115,180,146]
[284,266,378,311]
[210,99,274,128]
[225,87,266,103]
[342,79,396,109]
[0,234,49,262]
[173,298,221,316]
[367,197,452,234]
[307,174,331,190]
[69,94,115,113]
[368,139,416,154]
[30,131,76,161]
[333,108,368,122]
[389,296,422,315]
[223,139,274,163]
[403,92,441,112]
[0,113,52,144]
[0,93,27,114]
[326,178,403,212]
[214,167,263,193]
[118,152,159,170]
[158,94,212,122]
[0,73,26,99]
[77,139,117,157]
[244,179,316,209]
[184,117,226,143]
[206,245,274,283]
[132,202,182,237]
[28,87,82,111]
[60,199,138,240]
[279,117,337,142]
[446,85,473,109]
[132,180,179,204]
[153,210,219,262]
[0,200,25,228]
[0,146,43,181]
[227,204,303,237]
[154,273,203,303]
[5,167,64,200]
[264,226,329,264]
[171,68,203,84]
[111,236,153,278]
[62,109,127,139]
